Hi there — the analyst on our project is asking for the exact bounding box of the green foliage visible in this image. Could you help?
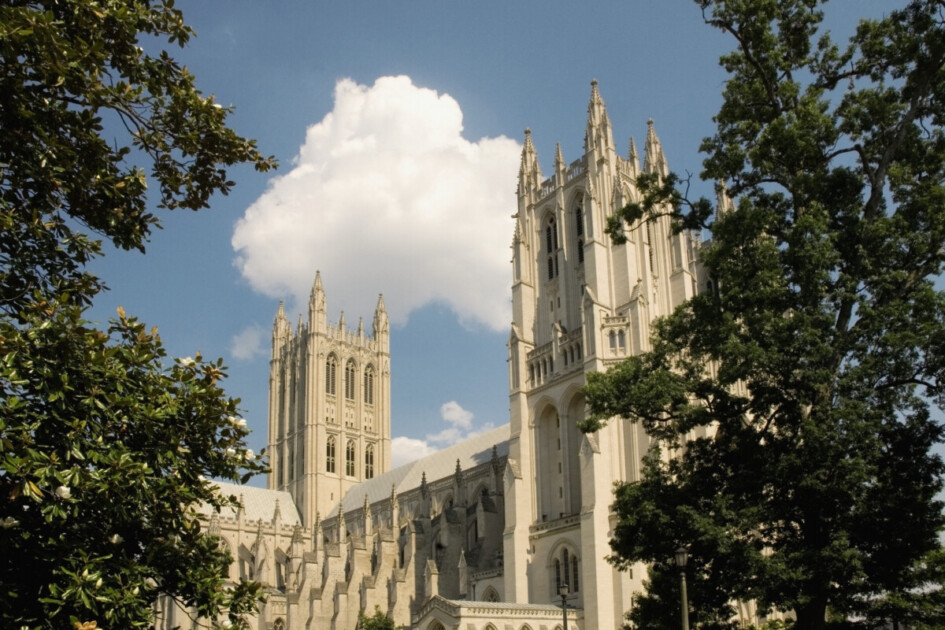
[358,606,398,630]
[587,2,945,629]
[0,1,275,628]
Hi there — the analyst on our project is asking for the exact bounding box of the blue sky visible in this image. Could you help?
[85,1,889,481]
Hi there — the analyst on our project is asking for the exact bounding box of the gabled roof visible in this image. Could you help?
[198,480,303,527]
[330,424,510,517]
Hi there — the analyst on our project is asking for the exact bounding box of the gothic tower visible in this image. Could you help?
[268,272,391,527]
[504,81,707,630]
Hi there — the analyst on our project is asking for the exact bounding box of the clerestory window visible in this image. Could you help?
[344,360,356,400]
[346,440,356,477]
[325,355,337,395]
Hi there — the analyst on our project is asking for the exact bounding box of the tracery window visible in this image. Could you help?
[553,547,580,592]
[326,436,336,473]
[365,445,375,479]
[346,440,356,477]
[364,366,375,405]
[325,355,337,395]
[344,359,356,400]
[546,218,559,280]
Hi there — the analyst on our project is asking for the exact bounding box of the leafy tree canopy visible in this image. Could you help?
[583,2,945,629]
[358,606,399,630]
[0,1,275,628]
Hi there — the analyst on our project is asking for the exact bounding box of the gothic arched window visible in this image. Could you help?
[364,366,375,405]
[365,445,375,479]
[325,355,337,396]
[344,359,356,400]
[553,547,580,593]
[326,436,336,473]
[345,440,356,477]
[546,218,559,280]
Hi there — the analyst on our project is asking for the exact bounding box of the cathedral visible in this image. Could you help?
[159,82,715,630]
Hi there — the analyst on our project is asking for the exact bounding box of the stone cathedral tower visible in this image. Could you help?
[504,81,707,630]
[268,272,391,528]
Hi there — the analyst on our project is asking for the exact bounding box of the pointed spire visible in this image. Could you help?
[337,501,346,543]
[338,310,345,332]
[628,137,640,178]
[363,494,373,536]
[273,498,282,526]
[555,142,565,170]
[420,471,429,498]
[310,270,325,305]
[517,128,542,197]
[358,316,364,338]
[585,79,613,154]
[390,484,400,529]
[643,119,669,178]
[272,301,291,353]
[716,180,735,218]
[373,294,389,340]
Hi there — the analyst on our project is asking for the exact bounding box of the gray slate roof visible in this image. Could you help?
[330,424,510,518]
[198,480,303,527]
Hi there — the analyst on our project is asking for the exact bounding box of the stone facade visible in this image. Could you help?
[160,82,733,630]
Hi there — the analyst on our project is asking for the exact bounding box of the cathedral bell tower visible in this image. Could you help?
[503,81,707,630]
[267,272,391,527]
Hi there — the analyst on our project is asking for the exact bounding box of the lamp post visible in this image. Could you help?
[675,547,690,630]
[558,583,570,630]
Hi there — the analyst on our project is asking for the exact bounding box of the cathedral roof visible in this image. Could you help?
[331,423,510,517]
[199,480,303,527]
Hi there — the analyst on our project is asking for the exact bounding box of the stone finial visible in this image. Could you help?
[374,294,389,338]
[390,484,400,529]
[643,118,669,178]
[585,79,613,154]
[272,302,291,355]
[363,495,373,536]
[555,142,565,169]
[716,179,735,217]
[628,137,640,177]
[337,501,346,543]
[272,499,281,526]
[517,128,542,196]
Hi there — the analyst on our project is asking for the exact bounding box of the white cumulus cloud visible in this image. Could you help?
[392,401,493,467]
[232,75,521,331]
[230,325,266,360]
[390,436,440,469]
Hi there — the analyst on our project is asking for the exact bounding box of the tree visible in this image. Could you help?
[0,1,275,628]
[582,2,945,629]
[358,606,398,630]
